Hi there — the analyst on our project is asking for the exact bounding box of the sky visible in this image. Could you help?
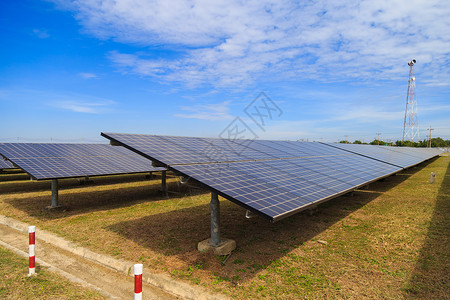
[1,0,449,144]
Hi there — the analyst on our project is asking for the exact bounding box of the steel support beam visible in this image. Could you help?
[161,170,167,196]
[51,179,59,208]
[198,192,235,255]
[210,192,221,246]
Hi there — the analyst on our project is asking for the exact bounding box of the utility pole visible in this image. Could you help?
[428,126,434,148]
[376,133,381,145]
[402,59,420,142]
[344,135,348,143]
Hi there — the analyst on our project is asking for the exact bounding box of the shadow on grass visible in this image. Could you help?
[404,157,449,298]
[0,169,31,182]
[4,178,206,220]
[0,172,169,194]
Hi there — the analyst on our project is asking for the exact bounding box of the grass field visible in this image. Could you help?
[0,246,104,299]
[0,156,448,299]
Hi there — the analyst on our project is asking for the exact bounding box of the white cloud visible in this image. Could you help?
[32,29,50,39]
[420,104,450,113]
[175,101,233,120]
[54,0,450,87]
[52,99,116,114]
[79,72,98,79]
[332,106,404,122]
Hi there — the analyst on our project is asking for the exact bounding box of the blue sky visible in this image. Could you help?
[1,0,449,143]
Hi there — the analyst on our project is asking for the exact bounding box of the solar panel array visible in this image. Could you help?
[0,158,15,170]
[102,133,439,221]
[0,143,165,180]
[101,133,367,165]
[174,156,400,220]
[323,143,441,168]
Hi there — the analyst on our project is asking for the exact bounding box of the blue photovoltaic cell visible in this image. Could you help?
[323,143,440,168]
[101,133,441,221]
[100,133,440,221]
[174,154,400,220]
[0,143,165,180]
[377,146,442,163]
[0,159,15,169]
[102,133,353,166]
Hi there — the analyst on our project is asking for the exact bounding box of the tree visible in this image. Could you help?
[370,139,384,145]
[430,137,446,147]
[394,137,449,148]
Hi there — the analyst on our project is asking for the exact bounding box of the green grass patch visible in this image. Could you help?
[0,159,448,299]
[0,246,104,299]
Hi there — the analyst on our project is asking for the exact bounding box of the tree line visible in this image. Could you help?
[339,137,450,148]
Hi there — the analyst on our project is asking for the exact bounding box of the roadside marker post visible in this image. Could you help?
[134,264,143,300]
[28,226,36,276]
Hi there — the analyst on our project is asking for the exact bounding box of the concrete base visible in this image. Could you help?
[198,238,236,256]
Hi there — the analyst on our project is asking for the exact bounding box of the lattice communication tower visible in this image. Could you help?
[402,59,419,142]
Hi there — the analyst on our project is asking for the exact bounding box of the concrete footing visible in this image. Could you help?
[198,238,236,256]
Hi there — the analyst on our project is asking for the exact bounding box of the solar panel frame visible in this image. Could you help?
[322,143,440,169]
[0,158,16,170]
[102,133,357,166]
[376,145,442,164]
[171,155,401,221]
[0,143,165,180]
[101,132,406,221]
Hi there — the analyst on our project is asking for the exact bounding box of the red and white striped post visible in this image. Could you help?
[134,264,143,300]
[28,226,36,276]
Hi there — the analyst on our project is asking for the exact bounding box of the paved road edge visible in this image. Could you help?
[0,215,228,300]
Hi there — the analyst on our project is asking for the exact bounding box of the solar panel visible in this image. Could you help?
[101,133,407,221]
[0,158,15,170]
[103,133,355,165]
[323,143,440,168]
[0,143,165,180]
[174,155,400,220]
[378,146,442,162]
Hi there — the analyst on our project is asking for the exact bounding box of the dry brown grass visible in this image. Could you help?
[0,157,448,299]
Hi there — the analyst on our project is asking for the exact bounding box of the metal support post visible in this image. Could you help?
[198,192,236,255]
[51,179,59,207]
[210,192,221,246]
[161,171,167,196]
